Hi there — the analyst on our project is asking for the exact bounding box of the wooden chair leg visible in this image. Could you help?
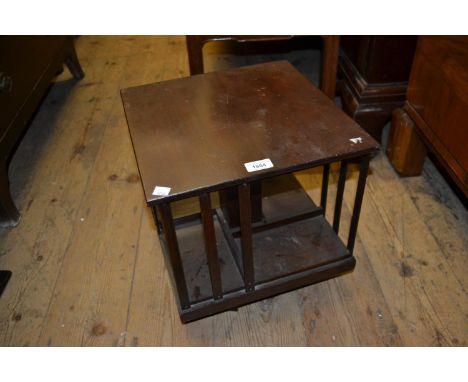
[186,36,206,75]
[0,270,12,297]
[0,162,20,227]
[320,36,340,99]
[386,108,427,176]
[64,38,85,80]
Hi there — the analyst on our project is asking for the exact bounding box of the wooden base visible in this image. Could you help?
[339,53,408,143]
[158,174,355,323]
[386,107,427,176]
[180,257,355,323]
[338,36,417,143]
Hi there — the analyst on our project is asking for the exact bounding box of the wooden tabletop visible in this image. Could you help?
[121,61,378,205]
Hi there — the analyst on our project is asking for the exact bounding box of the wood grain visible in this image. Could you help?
[121,60,377,206]
[386,107,427,176]
[0,36,466,346]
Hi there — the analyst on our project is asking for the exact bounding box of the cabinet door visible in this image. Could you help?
[0,36,66,136]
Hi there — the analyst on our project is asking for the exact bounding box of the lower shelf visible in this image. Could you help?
[174,216,245,304]
[240,214,350,285]
[172,210,352,309]
[157,175,354,322]
[179,255,355,323]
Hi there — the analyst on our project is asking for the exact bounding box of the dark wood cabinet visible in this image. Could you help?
[0,36,84,227]
[339,36,417,142]
[387,36,468,197]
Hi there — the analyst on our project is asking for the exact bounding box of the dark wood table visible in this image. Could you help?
[121,61,379,323]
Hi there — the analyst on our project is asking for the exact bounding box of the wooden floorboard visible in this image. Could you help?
[0,36,466,346]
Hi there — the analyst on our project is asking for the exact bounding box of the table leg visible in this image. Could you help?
[151,206,163,235]
[158,203,190,310]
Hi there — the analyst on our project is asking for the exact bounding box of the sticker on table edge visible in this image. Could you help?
[349,137,363,144]
[244,158,274,173]
[152,186,171,196]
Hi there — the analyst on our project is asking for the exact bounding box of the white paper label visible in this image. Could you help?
[152,186,171,196]
[244,158,274,172]
[350,137,363,144]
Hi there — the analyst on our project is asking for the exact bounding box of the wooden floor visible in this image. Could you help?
[0,36,466,346]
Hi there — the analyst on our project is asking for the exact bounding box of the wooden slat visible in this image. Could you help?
[158,203,190,310]
[320,163,330,214]
[295,163,403,346]
[199,193,223,300]
[238,183,255,292]
[347,156,370,253]
[333,160,348,233]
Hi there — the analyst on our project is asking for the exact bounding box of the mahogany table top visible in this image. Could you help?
[121,61,378,205]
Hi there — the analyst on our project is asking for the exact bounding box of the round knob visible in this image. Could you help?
[0,72,13,93]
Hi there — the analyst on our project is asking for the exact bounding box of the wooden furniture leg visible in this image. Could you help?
[386,108,427,176]
[0,162,20,227]
[64,38,85,79]
[0,270,12,297]
[186,36,205,75]
[321,36,340,99]
[158,203,191,310]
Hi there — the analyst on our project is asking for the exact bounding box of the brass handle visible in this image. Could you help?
[0,72,13,93]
